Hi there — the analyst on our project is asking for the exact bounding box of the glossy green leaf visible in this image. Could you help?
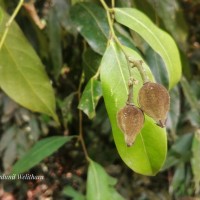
[0,11,58,122]
[11,136,74,174]
[114,8,182,89]
[86,159,124,200]
[70,2,109,55]
[78,78,102,119]
[100,40,167,176]
[47,6,62,78]
[191,132,200,194]
[63,186,85,200]
[82,48,102,80]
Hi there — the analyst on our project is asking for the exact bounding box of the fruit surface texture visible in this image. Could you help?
[117,104,144,146]
[138,82,170,127]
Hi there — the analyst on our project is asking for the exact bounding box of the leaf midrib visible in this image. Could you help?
[90,78,95,111]
[111,42,128,95]
[90,161,101,200]
[28,137,68,160]
[2,40,55,116]
[139,133,154,174]
[13,137,70,172]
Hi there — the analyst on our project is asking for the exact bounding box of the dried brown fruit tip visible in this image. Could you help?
[138,82,170,127]
[117,104,144,147]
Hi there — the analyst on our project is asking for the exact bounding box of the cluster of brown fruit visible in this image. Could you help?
[117,81,170,147]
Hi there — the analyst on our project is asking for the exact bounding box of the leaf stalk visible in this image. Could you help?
[0,0,24,50]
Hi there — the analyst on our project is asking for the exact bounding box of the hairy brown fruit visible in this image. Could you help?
[117,104,144,147]
[138,82,170,127]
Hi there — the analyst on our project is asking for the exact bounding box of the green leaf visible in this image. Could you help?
[109,189,124,200]
[191,131,200,194]
[47,6,62,78]
[59,93,75,126]
[11,136,74,174]
[82,48,102,80]
[114,8,182,89]
[171,163,185,194]
[162,134,193,171]
[70,2,109,55]
[86,159,124,200]
[171,134,193,156]
[114,24,137,51]
[0,10,58,122]
[0,7,3,24]
[78,78,102,119]
[180,76,200,110]
[167,86,180,135]
[3,140,17,171]
[0,126,15,153]
[100,40,167,176]
[186,109,200,128]
[145,46,168,87]
[162,156,179,171]
[63,186,85,200]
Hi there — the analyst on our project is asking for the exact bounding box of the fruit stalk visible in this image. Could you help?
[127,78,134,104]
[128,58,149,84]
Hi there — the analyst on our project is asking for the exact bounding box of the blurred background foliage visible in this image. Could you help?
[0,0,200,199]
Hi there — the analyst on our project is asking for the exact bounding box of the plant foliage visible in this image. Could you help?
[0,0,199,199]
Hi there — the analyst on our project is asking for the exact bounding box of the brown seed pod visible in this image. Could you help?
[138,82,170,127]
[117,104,144,147]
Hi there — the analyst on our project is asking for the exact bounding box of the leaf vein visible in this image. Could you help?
[111,42,128,95]
[3,44,54,116]
[90,161,101,200]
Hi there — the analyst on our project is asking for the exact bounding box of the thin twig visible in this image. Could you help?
[93,66,101,80]
[111,0,115,8]
[104,3,132,77]
[0,0,24,50]
[127,78,133,104]
[23,1,46,29]
[100,0,150,85]
[136,62,149,83]
[77,72,90,161]
[100,0,110,10]
[129,59,149,83]
[111,0,115,24]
